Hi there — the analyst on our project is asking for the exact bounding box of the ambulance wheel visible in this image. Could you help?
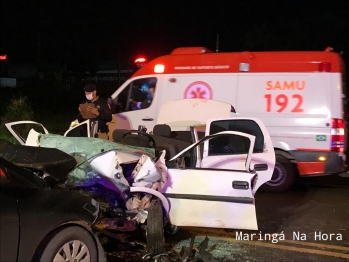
[262,154,295,193]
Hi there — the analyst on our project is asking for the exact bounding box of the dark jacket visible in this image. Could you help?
[78,97,112,133]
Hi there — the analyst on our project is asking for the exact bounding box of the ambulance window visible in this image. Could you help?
[208,120,264,156]
[115,77,157,112]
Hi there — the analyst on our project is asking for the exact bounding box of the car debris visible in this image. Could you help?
[141,236,233,262]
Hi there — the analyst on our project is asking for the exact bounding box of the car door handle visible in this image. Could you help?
[142,118,154,121]
[254,164,268,171]
[232,181,249,190]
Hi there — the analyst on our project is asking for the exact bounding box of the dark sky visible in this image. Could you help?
[1,0,349,68]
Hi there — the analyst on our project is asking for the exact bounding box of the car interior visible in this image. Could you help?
[112,124,205,167]
[112,119,265,170]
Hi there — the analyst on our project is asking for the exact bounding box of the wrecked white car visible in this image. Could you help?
[3,99,275,255]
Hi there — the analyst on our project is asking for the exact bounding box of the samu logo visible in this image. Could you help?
[316,135,327,141]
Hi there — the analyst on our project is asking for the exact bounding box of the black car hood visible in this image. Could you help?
[0,139,77,181]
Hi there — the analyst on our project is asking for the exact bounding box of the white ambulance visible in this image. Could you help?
[109,46,348,193]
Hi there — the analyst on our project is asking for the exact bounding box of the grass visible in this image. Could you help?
[0,130,20,144]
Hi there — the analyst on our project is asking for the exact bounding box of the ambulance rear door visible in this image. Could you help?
[236,73,332,152]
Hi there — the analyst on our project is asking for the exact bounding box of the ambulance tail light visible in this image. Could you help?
[319,62,331,72]
[331,118,345,153]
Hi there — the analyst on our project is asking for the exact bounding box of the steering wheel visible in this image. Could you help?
[122,130,156,148]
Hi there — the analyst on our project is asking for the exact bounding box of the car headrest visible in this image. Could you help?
[153,124,171,137]
[112,129,129,142]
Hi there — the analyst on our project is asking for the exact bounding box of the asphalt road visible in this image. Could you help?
[104,174,349,262]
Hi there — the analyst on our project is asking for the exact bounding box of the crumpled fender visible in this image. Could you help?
[130,187,170,213]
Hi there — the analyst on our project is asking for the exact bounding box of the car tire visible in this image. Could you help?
[145,198,165,255]
[39,226,98,262]
[262,153,296,193]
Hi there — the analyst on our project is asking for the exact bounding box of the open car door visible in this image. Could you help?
[164,130,260,230]
[63,119,94,138]
[5,120,95,146]
[4,121,49,146]
[201,117,275,191]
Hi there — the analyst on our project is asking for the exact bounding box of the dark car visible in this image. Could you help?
[0,156,107,262]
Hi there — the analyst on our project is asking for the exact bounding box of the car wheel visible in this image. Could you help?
[39,226,98,262]
[145,198,164,255]
[262,154,296,193]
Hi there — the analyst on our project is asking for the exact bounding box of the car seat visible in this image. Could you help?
[120,134,152,148]
[152,124,191,161]
[112,129,129,143]
[113,129,153,148]
[153,124,172,137]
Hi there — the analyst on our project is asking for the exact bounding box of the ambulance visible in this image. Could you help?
[109,46,348,193]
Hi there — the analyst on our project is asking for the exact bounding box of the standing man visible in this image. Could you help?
[78,83,112,140]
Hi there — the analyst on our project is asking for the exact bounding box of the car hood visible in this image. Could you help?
[0,138,77,182]
[0,134,156,186]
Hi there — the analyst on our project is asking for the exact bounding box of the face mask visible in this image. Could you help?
[86,94,93,100]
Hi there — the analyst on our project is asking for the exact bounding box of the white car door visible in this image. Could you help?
[163,131,260,230]
[5,120,94,147]
[64,120,92,137]
[4,121,49,146]
[201,117,275,191]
